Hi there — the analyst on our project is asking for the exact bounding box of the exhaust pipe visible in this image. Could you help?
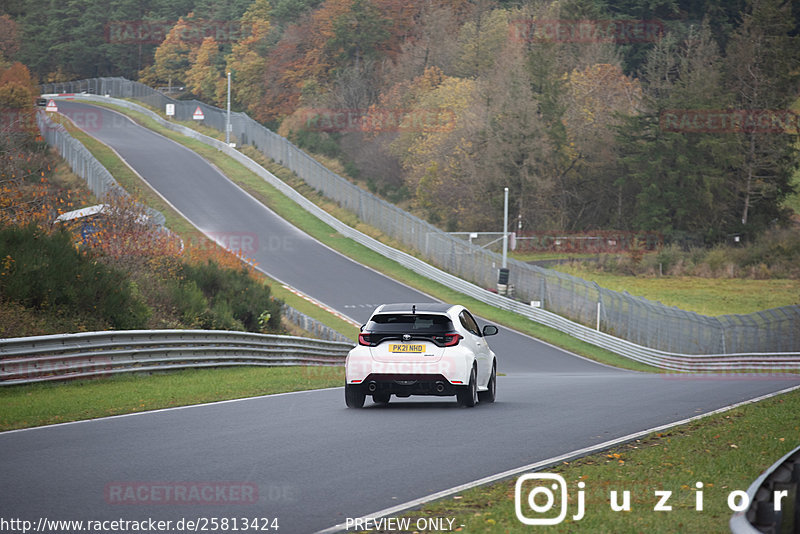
[367,381,378,393]
[435,381,446,393]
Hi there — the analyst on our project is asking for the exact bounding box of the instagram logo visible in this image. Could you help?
[515,473,585,525]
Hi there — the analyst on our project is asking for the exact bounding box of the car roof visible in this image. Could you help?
[373,303,458,315]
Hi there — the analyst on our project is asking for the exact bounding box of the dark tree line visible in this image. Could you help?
[3,0,798,244]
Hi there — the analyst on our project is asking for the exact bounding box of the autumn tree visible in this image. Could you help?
[1,61,56,229]
[186,37,224,104]
[561,63,642,228]
[0,15,20,67]
[224,0,271,114]
[379,68,478,228]
[383,3,462,84]
[139,16,198,87]
[453,4,508,78]
[0,62,36,109]
[260,20,308,121]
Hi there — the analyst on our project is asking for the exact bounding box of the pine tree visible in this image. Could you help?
[724,0,799,234]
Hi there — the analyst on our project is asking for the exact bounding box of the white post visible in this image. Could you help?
[226,71,231,145]
[596,301,601,331]
[502,187,509,269]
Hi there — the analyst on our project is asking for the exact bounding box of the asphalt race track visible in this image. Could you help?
[1,100,798,533]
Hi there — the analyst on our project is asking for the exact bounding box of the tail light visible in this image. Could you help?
[432,333,461,347]
[443,333,462,347]
[358,333,374,346]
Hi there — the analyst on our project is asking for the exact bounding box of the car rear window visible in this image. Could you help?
[366,314,454,334]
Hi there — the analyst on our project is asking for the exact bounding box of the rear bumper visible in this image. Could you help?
[350,374,459,396]
[345,346,470,385]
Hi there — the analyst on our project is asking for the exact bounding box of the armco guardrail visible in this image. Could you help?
[282,305,353,343]
[48,94,800,374]
[730,444,800,533]
[40,78,800,356]
[0,330,353,386]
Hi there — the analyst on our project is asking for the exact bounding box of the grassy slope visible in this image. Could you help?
[553,265,799,316]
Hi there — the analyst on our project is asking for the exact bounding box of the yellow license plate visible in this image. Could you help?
[389,344,425,353]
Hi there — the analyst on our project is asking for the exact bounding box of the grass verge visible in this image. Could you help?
[364,386,800,533]
[81,99,657,374]
[0,366,344,432]
[553,264,799,316]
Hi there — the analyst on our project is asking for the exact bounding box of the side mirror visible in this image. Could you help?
[482,325,499,336]
[360,324,366,332]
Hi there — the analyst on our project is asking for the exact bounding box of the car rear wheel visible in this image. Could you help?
[345,384,366,408]
[478,362,496,403]
[457,367,478,407]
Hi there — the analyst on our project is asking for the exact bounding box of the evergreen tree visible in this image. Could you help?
[723,0,799,234]
[617,26,737,243]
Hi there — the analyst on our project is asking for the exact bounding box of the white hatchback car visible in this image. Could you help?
[345,303,498,408]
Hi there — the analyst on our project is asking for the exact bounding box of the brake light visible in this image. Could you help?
[444,333,462,347]
[358,333,373,346]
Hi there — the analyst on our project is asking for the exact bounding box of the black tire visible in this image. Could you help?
[478,362,496,403]
[457,367,478,407]
[345,384,366,408]
[372,392,390,404]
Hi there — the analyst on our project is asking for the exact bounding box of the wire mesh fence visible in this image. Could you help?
[36,110,165,227]
[40,78,800,354]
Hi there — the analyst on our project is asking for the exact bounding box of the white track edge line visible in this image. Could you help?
[0,386,343,436]
[315,383,800,534]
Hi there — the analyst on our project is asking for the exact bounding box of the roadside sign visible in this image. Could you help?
[45,99,58,112]
[192,106,204,120]
[165,103,175,117]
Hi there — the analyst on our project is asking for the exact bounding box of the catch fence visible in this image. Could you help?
[40,78,800,354]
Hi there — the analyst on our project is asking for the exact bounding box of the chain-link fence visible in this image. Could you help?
[41,78,800,354]
[36,110,166,227]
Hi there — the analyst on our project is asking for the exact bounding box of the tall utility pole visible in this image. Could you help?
[226,71,231,145]
[502,187,509,269]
